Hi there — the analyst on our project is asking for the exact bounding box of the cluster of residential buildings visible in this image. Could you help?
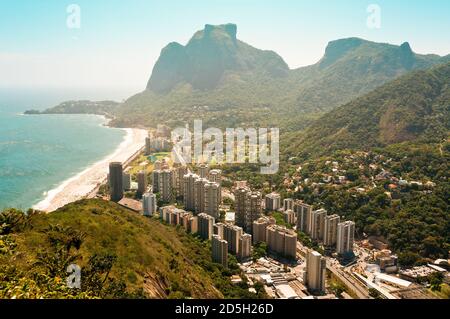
[264,192,356,257]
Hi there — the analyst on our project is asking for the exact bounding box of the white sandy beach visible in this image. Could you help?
[33,127,148,212]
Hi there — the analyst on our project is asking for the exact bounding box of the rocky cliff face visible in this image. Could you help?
[147,24,289,92]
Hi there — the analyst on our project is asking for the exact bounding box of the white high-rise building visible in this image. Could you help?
[208,169,222,185]
[295,201,312,233]
[283,198,294,211]
[194,178,209,214]
[198,164,209,178]
[238,234,252,261]
[265,193,281,212]
[204,181,221,219]
[324,214,340,247]
[212,235,228,268]
[198,213,215,240]
[310,209,327,240]
[304,250,326,294]
[183,173,199,211]
[337,221,355,255]
[142,193,157,216]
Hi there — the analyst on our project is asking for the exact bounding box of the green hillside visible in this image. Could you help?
[286,62,450,158]
[0,199,263,299]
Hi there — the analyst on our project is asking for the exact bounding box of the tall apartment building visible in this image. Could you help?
[145,136,151,155]
[265,193,281,212]
[294,201,312,233]
[337,221,355,255]
[174,166,188,197]
[212,235,228,268]
[223,224,243,255]
[238,234,252,261]
[304,250,326,295]
[109,162,123,202]
[183,172,199,211]
[198,213,215,240]
[204,182,221,219]
[213,222,225,239]
[283,198,294,211]
[198,164,209,178]
[245,191,262,233]
[188,216,198,234]
[283,209,296,225]
[323,214,340,247]
[151,170,161,193]
[310,209,327,241]
[137,171,147,196]
[234,186,249,229]
[208,169,222,185]
[159,169,173,203]
[266,225,297,260]
[142,192,157,216]
[194,178,209,214]
[252,216,276,244]
[122,172,131,191]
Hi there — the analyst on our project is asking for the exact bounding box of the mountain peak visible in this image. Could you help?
[204,23,237,41]
[320,38,366,67]
[147,23,288,92]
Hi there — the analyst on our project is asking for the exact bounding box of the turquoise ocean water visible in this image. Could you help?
[0,89,128,210]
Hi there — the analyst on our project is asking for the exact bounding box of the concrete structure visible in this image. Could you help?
[310,209,327,241]
[323,214,340,247]
[283,209,296,225]
[304,250,326,294]
[223,224,243,255]
[188,216,198,234]
[145,136,151,155]
[252,216,276,244]
[266,225,297,260]
[245,191,262,233]
[213,222,225,239]
[283,198,294,211]
[238,233,252,261]
[208,169,222,184]
[152,170,162,193]
[109,162,123,202]
[337,221,355,255]
[137,171,147,196]
[142,192,157,216]
[212,235,228,268]
[198,213,215,240]
[198,164,209,179]
[159,169,173,203]
[265,193,281,212]
[122,172,131,191]
[204,181,221,219]
[174,166,188,198]
[194,178,209,214]
[183,173,199,211]
[294,201,312,233]
[234,186,249,229]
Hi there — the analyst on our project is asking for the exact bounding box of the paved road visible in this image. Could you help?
[327,261,370,299]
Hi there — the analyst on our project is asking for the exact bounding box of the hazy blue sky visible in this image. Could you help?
[1,0,449,97]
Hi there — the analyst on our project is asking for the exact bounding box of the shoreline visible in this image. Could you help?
[33,124,148,212]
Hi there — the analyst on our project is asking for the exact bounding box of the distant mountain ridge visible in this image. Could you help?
[113,24,449,130]
[286,62,450,157]
[25,100,121,117]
